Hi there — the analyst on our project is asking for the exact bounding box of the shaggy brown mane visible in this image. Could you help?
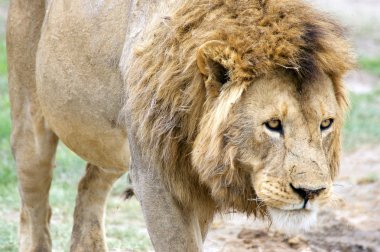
[122,0,354,215]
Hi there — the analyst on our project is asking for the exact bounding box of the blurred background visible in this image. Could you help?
[0,0,379,251]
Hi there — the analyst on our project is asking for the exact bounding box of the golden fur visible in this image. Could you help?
[123,0,354,215]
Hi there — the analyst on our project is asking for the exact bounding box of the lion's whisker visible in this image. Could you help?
[333,183,345,187]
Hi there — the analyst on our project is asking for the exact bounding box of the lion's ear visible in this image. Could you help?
[197,41,239,87]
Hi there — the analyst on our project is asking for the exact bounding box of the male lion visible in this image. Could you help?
[7,0,354,251]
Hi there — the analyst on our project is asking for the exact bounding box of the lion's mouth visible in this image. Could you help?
[282,208,312,213]
[268,199,318,212]
[284,204,315,212]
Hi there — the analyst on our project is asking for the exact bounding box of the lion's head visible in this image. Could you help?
[193,52,344,230]
[123,0,354,231]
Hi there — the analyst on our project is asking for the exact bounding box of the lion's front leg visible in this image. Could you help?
[7,0,58,251]
[70,163,125,252]
[130,159,205,252]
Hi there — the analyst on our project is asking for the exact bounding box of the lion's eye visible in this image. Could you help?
[320,118,334,131]
[265,119,283,133]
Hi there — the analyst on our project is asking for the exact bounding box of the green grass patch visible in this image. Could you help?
[0,76,10,140]
[0,34,16,211]
[0,218,17,252]
[343,90,380,150]
[358,57,380,76]
[0,38,6,76]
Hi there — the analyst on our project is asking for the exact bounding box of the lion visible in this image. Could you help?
[6,0,354,251]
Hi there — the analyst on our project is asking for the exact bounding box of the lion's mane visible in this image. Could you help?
[122,0,354,215]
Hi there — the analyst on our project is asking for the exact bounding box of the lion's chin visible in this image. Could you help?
[267,207,317,236]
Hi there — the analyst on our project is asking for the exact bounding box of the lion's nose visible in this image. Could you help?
[290,184,326,200]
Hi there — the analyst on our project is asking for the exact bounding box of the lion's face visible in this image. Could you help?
[193,41,344,231]
[235,72,339,231]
